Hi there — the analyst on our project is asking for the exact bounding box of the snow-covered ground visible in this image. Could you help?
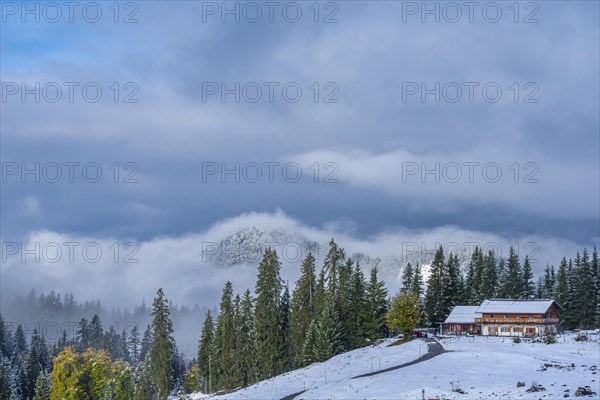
[191,333,600,399]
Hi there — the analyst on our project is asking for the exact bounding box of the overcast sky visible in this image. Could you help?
[1,1,599,307]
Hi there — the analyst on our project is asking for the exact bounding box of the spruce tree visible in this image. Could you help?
[535,277,544,298]
[26,329,50,399]
[361,266,389,340]
[313,300,341,362]
[236,290,256,387]
[89,314,103,349]
[446,253,464,307]
[0,357,12,400]
[196,310,214,392]
[129,325,140,366]
[279,285,293,372]
[401,263,414,292]
[313,270,327,319]
[301,320,318,366]
[76,317,90,352]
[149,288,175,400]
[480,250,498,300]
[542,264,556,298]
[32,372,51,400]
[500,247,522,299]
[424,247,447,325]
[139,325,152,363]
[411,264,424,298]
[347,263,367,349]
[0,315,11,359]
[555,258,571,329]
[14,325,27,357]
[573,249,595,328]
[254,248,285,379]
[290,253,316,363]
[323,239,345,300]
[521,255,535,299]
[336,259,354,351]
[212,281,236,390]
[591,248,599,326]
[134,362,154,400]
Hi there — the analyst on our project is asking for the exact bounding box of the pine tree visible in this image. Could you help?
[26,329,50,399]
[335,259,354,351]
[133,361,154,400]
[536,276,544,298]
[14,325,27,357]
[149,288,175,400]
[76,317,90,352]
[212,281,236,390]
[11,357,27,400]
[129,325,140,366]
[465,247,484,304]
[0,357,12,400]
[480,250,498,300]
[424,247,448,326]
[401,263,414,292]
[139,325,152,363]
[573,249,595,328]
[280,284,293,372]
[254,248,285,379]
[89,314,103,349]
[301,320,318,366]
[555,258,572,329]
[361,266,389,340]
[411,264,424,298]
[196,310,214,392]
[500,247,522,299]
[591,248,599,327]
[446,253,463,307]
[322,239,345,301]
[521,255,535,299]
[313,300,341,362]
[347,263,367,349]
[542,264,556,298]
[0,315,11,359]
[32,372,51,400]
[313,270,327,319]
[236,290,256,387]
[290,253,316,363]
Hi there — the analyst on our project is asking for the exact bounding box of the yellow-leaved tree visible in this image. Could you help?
[386,291,420,336]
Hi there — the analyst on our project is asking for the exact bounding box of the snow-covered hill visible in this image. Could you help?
[190,333,600,399]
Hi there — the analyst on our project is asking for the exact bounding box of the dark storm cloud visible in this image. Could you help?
[1,0,598,305]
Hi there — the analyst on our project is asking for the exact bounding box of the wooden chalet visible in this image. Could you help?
[474,299,561,337]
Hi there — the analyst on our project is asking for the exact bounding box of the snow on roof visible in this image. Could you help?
[475,299,559,314]
[444,306,482,324]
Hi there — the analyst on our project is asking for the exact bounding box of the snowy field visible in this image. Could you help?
[191,333,600,400]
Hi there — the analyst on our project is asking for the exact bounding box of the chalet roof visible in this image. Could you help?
[475,299,560,314]
[444,306,482,324]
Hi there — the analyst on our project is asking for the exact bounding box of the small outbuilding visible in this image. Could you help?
[442,305,482,335]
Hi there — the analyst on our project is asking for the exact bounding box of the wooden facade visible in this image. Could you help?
[445,300,562,337]
[476,300,561,337]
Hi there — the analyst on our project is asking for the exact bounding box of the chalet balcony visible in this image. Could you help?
[475,317,559,325]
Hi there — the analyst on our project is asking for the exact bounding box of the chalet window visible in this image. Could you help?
[504,314,507,318]
[490,314,494,318]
